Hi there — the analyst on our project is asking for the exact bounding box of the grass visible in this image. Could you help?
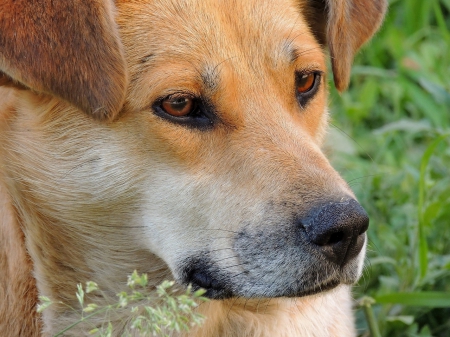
[326,0,450,335]
[38,271,207,337]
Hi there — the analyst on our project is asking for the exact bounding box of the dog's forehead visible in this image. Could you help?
[117,0,325,118]
[117,0,320,70]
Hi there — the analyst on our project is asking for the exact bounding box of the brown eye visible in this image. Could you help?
[297,73,316,93]
[154,94,215,129]
[161,95,195,117]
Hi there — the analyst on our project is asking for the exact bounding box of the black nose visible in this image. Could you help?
[299,199,369,266]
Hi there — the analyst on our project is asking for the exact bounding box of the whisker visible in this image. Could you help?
[286,32,324,54]
[212,56,238,77]
[224,262,249,270]
[286,12,302,45]
[329,122,375,163]
[263,297,273,315]
[294,46,324,58]
[197,228,240,234]
[229,269,248,279]
[213,255,238,263]
[226,296,241,318]
[346,174,379,184]
[63,157,101,178]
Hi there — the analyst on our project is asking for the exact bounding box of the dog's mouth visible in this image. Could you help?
[186,269,341,300]
[187,268,233,299]
[181,257,343,300]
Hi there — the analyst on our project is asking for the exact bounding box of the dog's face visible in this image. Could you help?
[0,0,386,301]
[116,0,365,298]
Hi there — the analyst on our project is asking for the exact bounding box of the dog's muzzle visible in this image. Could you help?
[179,198,369,299]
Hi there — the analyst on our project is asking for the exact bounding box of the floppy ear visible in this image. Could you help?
[305,0,387,91]
[0,0,127,120]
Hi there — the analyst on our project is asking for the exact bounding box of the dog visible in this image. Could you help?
[0,0,386,336]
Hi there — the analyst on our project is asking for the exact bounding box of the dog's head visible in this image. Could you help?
[1,0,386,300]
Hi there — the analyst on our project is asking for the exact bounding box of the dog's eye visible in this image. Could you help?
[297,73,316,94]
[296,72,321,108]
[153,93,215,129]
[161,95,195,117]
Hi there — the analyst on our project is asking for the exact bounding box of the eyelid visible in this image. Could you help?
[296,69,324,77]
[157,90,196,101]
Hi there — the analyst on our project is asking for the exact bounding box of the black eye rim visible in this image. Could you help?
[295,71,322,108]
[152,93,216,130]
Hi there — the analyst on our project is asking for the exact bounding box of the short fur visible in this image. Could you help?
[0,0,386,336]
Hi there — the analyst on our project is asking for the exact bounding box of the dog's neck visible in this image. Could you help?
[0,89,40,335]
[188,292,356,337]
[0,180,42,336]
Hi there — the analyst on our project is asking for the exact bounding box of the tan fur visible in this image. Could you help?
[188,290,355,337]
[0,0,385,336]
[0,128,41,335]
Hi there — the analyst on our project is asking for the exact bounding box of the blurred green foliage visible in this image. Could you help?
[327,0,450,336]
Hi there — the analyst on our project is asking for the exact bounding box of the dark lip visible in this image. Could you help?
[192,278,341,300]
[188,280,234,300]
[181,255,344,300]
[287,278,341,298]
[188,272,234,299]
[195,286,234,300]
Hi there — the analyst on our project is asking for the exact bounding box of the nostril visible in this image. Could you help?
[359,217,369,235]
[328,231,344,245]
[310,228,346,246]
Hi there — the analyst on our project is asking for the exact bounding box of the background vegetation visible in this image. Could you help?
[326,0,450,336]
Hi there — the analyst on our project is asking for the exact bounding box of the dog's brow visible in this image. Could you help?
[129,54,156,85]
[201,66,220,93]
[290,48,301,63]
[284,44,324,66]
[276,40,302,66]
[200,57,237,92]
[283,41,306,64]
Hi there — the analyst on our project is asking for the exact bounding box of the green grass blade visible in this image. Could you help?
[418,134,449,280]
[360,297,382,337]
[433,0,450,44]
[375,292,450,307]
